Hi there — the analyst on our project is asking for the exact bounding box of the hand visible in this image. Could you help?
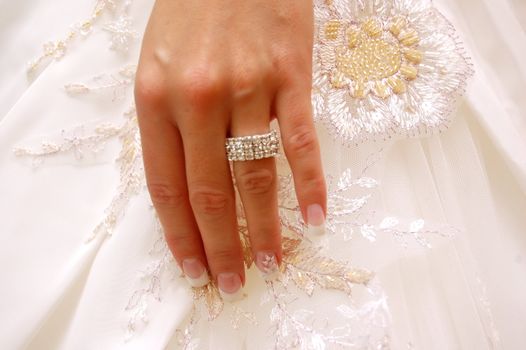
[134,0,326,300]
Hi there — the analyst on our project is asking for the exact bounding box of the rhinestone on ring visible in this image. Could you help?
[225,130,280,161]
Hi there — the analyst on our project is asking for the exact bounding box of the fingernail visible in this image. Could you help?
[217,272,243,302]
[255,251,279,281]
[182,258,209,288]
[174,263,184,278]
[307,204,325,236]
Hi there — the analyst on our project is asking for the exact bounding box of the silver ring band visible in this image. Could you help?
[225,130,279,161]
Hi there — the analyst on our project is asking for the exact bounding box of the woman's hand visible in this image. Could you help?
[134,0,326,300]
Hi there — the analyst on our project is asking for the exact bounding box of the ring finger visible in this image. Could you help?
[230,88,281,279]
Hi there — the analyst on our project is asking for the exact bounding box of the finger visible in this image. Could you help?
[230,87,281,280]
[135,72,209,288]
[178,93,245,301]
[275,77,327,237]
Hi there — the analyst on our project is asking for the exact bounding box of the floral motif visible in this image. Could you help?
[27,0,136,77]
[103,15,139,52]
[312,0,473,143]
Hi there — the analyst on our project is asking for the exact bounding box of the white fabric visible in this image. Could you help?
[1,0,525,349]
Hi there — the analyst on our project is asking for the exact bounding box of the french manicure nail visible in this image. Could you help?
[217,272,243,302]
[174,263,184,278]
[182,258,209,288]
[255,251,279,281]
[307,204,325,237]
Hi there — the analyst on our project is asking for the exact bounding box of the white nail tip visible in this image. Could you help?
[174,264,184,277]
[308,223,325,237]
[219,288,244,302]
[185,271,210,288]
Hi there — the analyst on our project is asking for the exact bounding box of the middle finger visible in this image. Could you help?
[179,98,245,302]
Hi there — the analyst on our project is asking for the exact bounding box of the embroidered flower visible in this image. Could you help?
[103,15,139,52]
[312,0,473,143]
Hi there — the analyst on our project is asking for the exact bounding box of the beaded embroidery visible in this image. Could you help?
[27,0,136,78]
[312,0,473,143]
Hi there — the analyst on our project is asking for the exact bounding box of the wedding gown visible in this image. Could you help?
[1,0,525,349]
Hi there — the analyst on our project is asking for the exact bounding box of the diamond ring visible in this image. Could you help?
[225,130,279,162]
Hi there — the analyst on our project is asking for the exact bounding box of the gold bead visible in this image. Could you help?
[387,77,406,94]
[400,64,418,80]
[389,17,407,37]
[330,70,346,89]
[353,81,366,98]
[399,28,419,46]
[324,20,341,40]
[338,35,401,81]
[346,28,360,48]
[403,48,423,64]
[374,81,390,98]
[334,45,347,57]
[362,19,382,38]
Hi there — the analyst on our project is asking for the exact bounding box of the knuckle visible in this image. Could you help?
[134,68,168,107]
[287,125,318,157]
[189,186,231,218]
[252,221,281,243]
[208,247,242,267]
[300,174,326,193]
[165,233,201,255]
[178,66,227,106]
[148,182,186,207]
[272,48,311,86]
[237,168,275,195]
[273,47,295,68]
[231,64,271,97]
[273,53,295,84]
